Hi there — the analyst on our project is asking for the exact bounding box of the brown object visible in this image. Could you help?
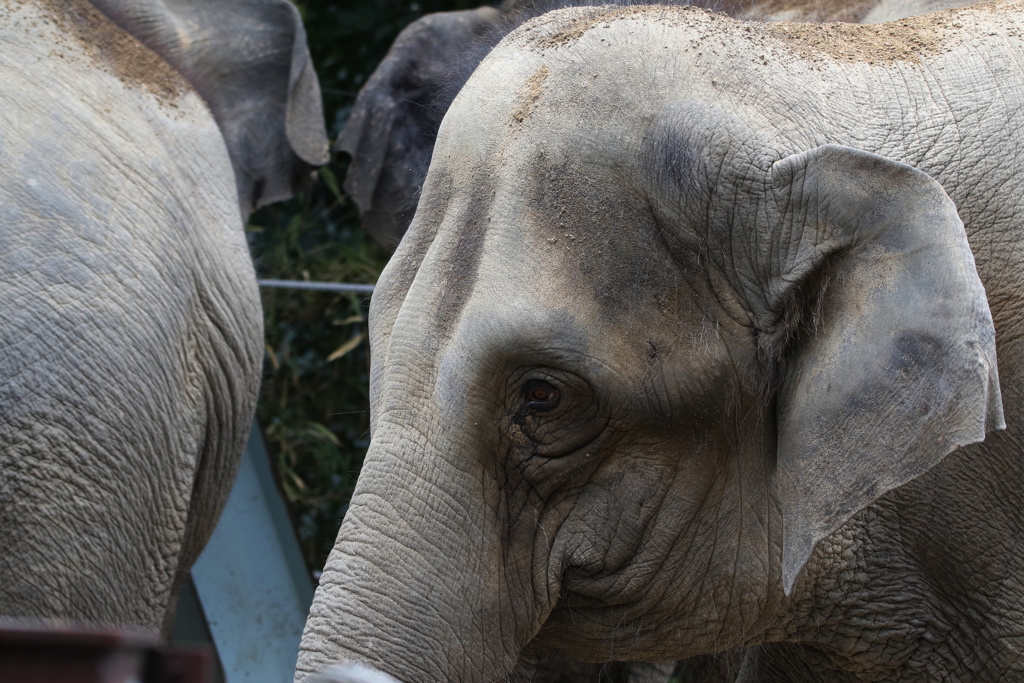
[0,622,211,683]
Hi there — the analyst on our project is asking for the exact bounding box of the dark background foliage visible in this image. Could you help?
[247,0,476,572]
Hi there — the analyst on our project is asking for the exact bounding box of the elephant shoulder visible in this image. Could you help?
[0,0,241,274]
[2,0,190,107]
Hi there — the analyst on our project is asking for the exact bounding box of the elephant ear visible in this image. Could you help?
[89,0,330,221]
[762,145,1003,594]
[335,7,501,251]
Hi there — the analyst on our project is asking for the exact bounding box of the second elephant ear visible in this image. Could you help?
[90,0,330,221]
[335,7,502,252]
[761,145,1003,594]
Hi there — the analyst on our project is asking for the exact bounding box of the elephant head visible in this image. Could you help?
[88,0,330,221]
[298,5,1005,682]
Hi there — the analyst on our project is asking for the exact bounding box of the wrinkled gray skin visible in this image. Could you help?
[337,0,969,251]
[298,1,1024,682]
[0,0,327,633]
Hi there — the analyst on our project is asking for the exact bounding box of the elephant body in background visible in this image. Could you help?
[298,1,1024,681]
[0,0,326,632]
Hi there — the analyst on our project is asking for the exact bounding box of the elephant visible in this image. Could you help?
[336,0,977,252]
[296,0,1024,681]
[0,0,327,633]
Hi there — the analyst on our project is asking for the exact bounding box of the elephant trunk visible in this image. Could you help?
[295,420,553,683]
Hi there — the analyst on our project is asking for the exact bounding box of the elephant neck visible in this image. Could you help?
[754,443,1024,681]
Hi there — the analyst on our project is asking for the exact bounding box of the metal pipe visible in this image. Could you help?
[257,279,375,294]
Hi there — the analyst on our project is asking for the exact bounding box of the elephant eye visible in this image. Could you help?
[524,380,560,412]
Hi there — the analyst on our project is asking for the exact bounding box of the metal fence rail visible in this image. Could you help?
[257,279,375,294]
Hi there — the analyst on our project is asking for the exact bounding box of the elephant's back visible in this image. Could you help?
[0,0,248,407]
[0,0,241,243]
[0,0,260,629]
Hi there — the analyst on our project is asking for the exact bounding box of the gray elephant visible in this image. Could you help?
[297,1,1024,681]
[0,0,327,633]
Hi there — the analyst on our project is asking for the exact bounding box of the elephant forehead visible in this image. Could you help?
[433,7,768,217]
[419,21,744,376]
[445,0,1008,169]
[437,12,679,171]
[406,169,735,408]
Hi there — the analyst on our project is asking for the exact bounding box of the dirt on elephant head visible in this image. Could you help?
[521,4,722,51]
[742,0,879,22]
[765,15,949,63]
[32,0,187,105]
[503,0,881,52]
[512,65,549,124]
[507,0,1021,67]
[763,0,1023,65]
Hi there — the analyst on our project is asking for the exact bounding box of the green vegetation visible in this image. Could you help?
[247,0,475,571]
